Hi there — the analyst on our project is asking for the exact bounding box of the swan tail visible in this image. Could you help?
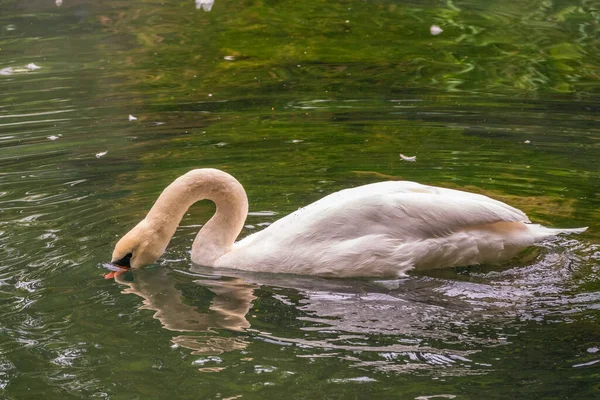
[529,224,588,240]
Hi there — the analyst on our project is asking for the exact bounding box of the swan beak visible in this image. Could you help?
[104,253,132,279]
[104,268,128,280]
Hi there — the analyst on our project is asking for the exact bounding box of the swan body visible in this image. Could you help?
[112,169,587,278]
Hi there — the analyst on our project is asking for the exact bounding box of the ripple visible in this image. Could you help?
[0,357,15,390]
[0,0,598,396]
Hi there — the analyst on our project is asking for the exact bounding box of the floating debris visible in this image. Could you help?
[224,55,236,61]
[27,63,41,70]
[95,151,108,158]
[192,356,222,366]
[524,140,531,144]
[128,114,137,121]
[0,67,13,76]
[56,0,63,6]
[329,376,377,383]
[257,222,272,227]
[400,153,417,162]
[430,25,443,35]
[573,359,600,368]
[195,0,214,12]
[47,136,59,141]
[415,395,456,400]
[215,142,228,147]
[248,211,277,216]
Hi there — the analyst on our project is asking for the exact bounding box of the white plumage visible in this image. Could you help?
[111,169,587,278]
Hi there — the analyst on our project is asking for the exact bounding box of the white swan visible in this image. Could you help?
[110,169,587,278]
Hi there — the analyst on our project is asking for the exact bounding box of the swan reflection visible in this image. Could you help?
[116,267,256,355]
[114,266,479,372]
[114,239,599,373]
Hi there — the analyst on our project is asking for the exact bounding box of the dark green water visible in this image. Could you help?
[1,0,599,398]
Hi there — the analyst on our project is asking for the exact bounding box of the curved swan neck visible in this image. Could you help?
[145,169,248,265]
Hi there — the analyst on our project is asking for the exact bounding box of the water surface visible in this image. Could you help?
[0,0,599,399]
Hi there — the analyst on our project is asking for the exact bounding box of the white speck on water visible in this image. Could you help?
[6,25,16,31]
[587,347,599,353]
[430,25,443,35]
[254,365,277,373]
[47,136,59,141]
[244,224,256,229]
[55,0,63,6]
[26,63,41,70]
[208,93,213,97]
[0,67,14,76]
[128,114,137,121]
[345,20,350,23]
[95,151,108,158]
[329,376,377,383]
[195,0,214,12]
[224,56,235,61]
[248,211,277,216]
[215,142,228,147]
[573,359,600,368]
[400,153,417,162]
[415,395,456,400]
[524,140,531,144]
[192,356,222,366]
[475,362,493,367]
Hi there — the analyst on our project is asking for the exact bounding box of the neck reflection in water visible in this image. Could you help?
[116,268,256,355]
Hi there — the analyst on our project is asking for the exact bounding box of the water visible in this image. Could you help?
[0,0,599,398]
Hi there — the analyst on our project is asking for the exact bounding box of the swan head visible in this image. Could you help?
[111,220,168,269]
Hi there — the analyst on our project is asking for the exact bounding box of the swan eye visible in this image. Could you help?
[113,252,133,268]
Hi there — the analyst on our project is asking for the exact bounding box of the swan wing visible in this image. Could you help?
[375,192,528,239]
[333,181,529,223]
[240,181,530,245]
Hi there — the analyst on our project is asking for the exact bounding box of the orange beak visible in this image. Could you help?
[103,262,130,279]
[104,267,129,279]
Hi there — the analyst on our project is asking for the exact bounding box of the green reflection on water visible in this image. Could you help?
[0,0,599,399]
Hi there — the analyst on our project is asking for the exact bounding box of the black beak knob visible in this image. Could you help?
[112,252,132,268]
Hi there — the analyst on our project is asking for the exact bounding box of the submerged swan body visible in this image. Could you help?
[112,169,587,278]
